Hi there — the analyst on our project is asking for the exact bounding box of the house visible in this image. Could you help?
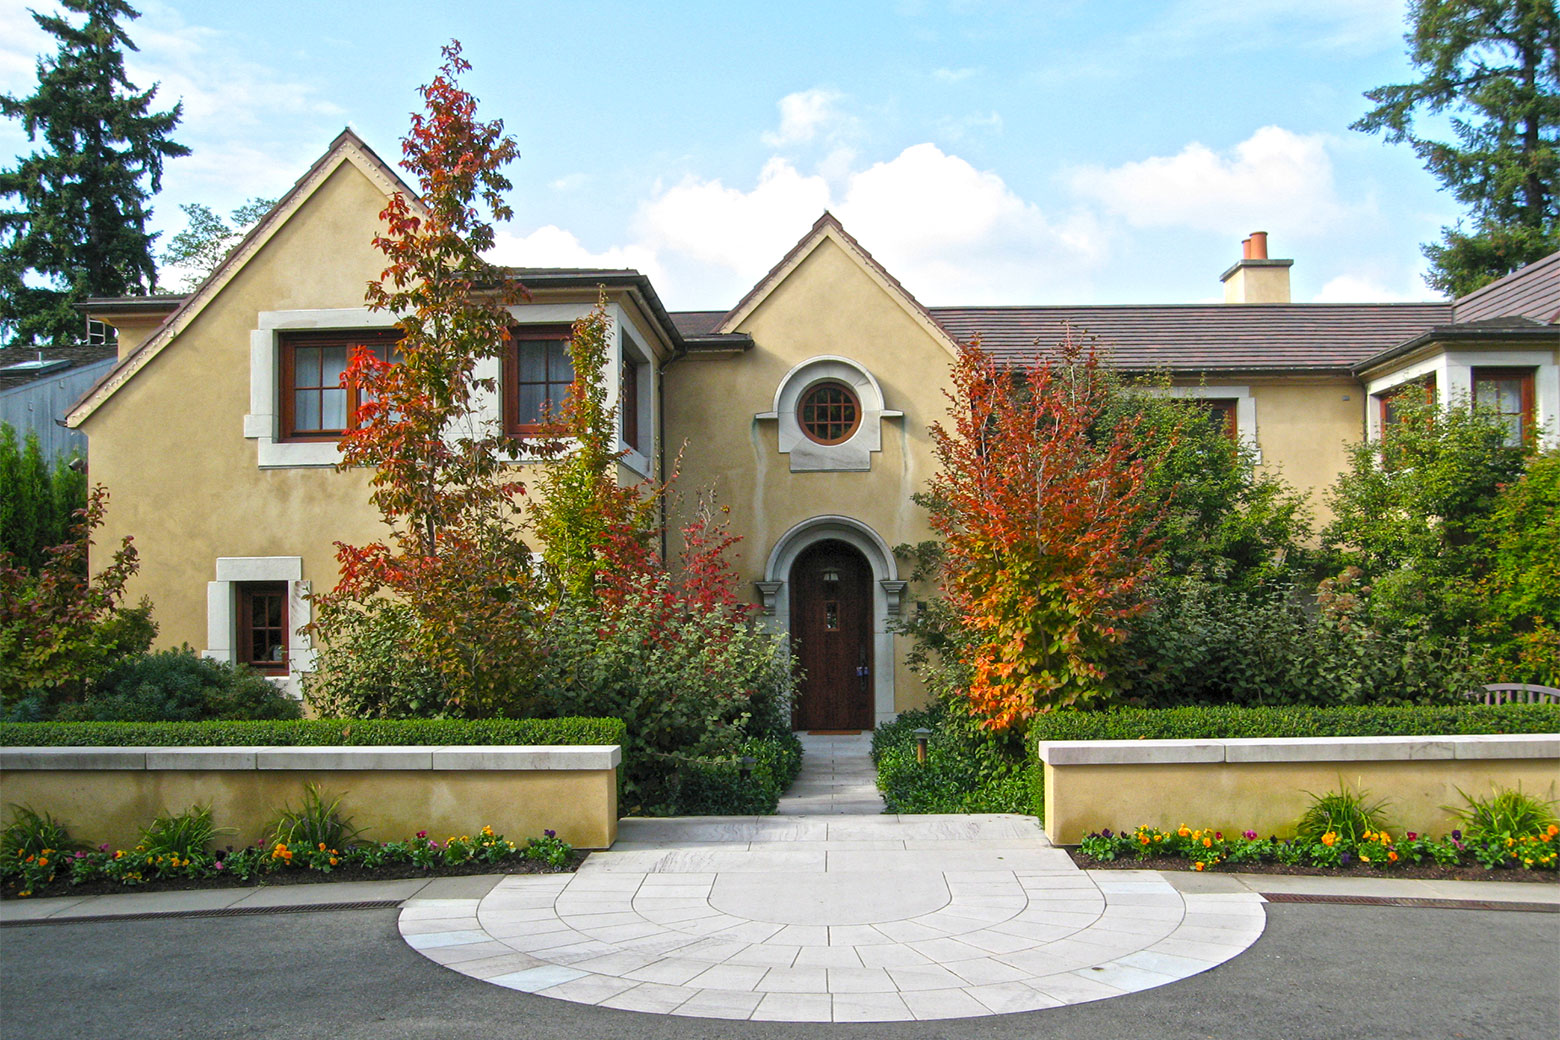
[0,320,124,461]
[65,130,1560,728]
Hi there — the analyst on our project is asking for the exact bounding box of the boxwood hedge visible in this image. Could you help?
[0,716,627,748]
[1029,704,1560,746]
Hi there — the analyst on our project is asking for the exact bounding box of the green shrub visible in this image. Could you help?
[874,703,1037,816]
[138,804,231,858]
[675,734,804,815]
[1120,574,1482,708]
[532,590,793,814]
[303,601,451,718]
[1,806,79,856]
[269,783,363,849]
[0,715,627,747]
[1295,782,1393,843]
[1448,785,1559,841]
[48,648,302,722]
[1030,703,1560,746]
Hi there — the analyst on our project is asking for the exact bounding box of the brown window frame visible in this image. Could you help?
[1471,367,1535,447]
[279,329,401,442]
[621,359,641,452]
[797,381,862,445]
[1198,398,1239,442]
[236,581,288,675]
[502,325,576,437]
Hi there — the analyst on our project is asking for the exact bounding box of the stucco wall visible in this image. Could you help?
[0,764,619,850]
[664,237,952,713]
[80,162,395,658]
[1247,376,1361,530]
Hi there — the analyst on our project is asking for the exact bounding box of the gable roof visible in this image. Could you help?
[717,212,959,355]
[932,302,1453,373]
[65,128,419,428]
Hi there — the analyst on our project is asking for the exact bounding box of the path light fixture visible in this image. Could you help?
[740,755,756,781]
[913,728,931,764]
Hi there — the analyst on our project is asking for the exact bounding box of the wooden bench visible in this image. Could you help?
[1465,683,1560,705]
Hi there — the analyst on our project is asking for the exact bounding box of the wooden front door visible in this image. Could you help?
[790,540,873,731]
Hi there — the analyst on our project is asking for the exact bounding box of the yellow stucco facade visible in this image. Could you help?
[67,130,1558,727]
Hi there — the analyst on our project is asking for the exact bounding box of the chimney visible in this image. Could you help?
[1220,230,1291,303]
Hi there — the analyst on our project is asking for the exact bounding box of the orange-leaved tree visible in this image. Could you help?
[310,42,545,716]
[925,332,1167,731]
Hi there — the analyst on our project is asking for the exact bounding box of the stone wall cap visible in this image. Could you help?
[1036,733,1559,766]
[1,744,625,772]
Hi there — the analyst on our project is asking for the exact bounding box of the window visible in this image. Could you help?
[1199,398,1238,441]
[85,318,115,346]
[1472,367,1535,446]
[1379,375,1436,435]
[279,329,399,440]
[621,359,641,451]
[505,326,575,435]
[798,381,861,444]
[237,582,288,674]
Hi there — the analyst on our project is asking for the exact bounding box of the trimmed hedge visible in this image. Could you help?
[874,706,1039,816]
[1030,704,1560,745]
[0,716,627,748]
[675,733,805,815]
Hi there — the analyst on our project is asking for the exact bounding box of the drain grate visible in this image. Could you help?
[1261,892,1558,913]
[2,898,403,927]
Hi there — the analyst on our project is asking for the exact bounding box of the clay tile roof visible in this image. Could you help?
[668,311,726,337]
[1452,251,1560,324]
[928,303,1454,372]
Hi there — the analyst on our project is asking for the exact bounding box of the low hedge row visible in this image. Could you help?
[1029,704,1560,745]
[874,707,1039,816]
[0,717,627,748]
[676,733,805,815]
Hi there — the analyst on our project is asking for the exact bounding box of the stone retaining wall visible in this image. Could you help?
[0,745,621,849]
[1034,735,1559,845]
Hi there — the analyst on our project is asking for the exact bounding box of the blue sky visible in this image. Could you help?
[2,1,1462,310]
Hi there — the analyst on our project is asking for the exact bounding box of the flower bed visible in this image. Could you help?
[1076,823,1559,875]
[3,822,575,900]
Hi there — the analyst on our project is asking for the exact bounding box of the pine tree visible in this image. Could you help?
[1353,0,1560,297]
[0,0,188,347]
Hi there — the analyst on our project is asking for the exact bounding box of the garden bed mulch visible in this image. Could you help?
[1065,848,1556,884]
[1,849,588,902]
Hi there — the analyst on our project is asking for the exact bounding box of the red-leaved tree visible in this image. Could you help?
[925,333,1167,731]
[310,42,545,715]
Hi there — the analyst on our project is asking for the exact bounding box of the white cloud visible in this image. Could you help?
[762,88,850,147]
[932,67,979,83]
[1069,125,1351,237]
[486,225,663,281]
[1312,273,1431,303]
[836,143,1108,303]
[635,158,831,276]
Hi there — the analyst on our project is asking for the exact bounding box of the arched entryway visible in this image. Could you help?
[789,540,874,731]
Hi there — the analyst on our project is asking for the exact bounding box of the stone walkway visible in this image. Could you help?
[398,732,1268,1021]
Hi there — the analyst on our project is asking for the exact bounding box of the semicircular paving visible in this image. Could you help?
[399,815,1266,1022]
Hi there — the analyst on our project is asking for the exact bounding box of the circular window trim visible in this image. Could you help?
[797,380,862,445]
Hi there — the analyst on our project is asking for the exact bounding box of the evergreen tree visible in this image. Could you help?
[1353,0,1560,297]
[0,0,188,347]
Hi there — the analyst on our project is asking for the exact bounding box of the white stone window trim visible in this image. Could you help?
[248,303,653,470]
[1366,349,1557,449]
[1160,385,1260,463]
[617,323,654,478]
[204,556,312,700]
[756,355,902,472]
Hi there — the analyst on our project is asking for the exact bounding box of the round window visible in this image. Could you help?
[798,381,861,445]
